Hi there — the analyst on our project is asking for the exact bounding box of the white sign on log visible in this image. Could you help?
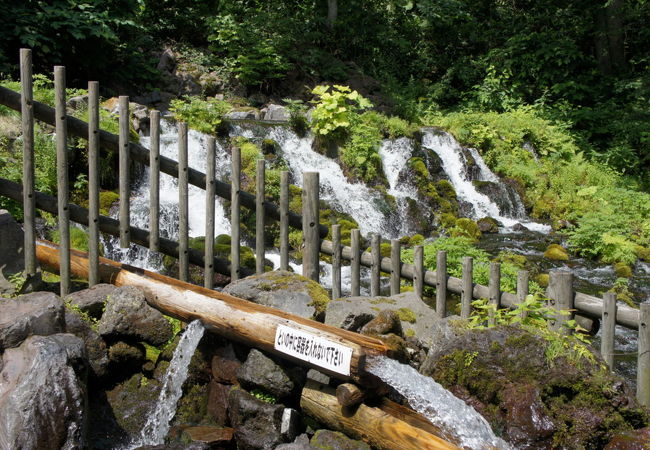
[274,324,353,376]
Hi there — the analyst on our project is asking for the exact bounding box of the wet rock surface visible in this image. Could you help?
[65,308,109,378]
[237,349,306,399]
[228,388,288,449]
[605,426,650,449]
[0,291,65,349]
[65,283,117,319]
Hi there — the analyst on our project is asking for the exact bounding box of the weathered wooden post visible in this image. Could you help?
[118,96,130,248]
[351,229,361,297]
[279,171,289,271]
[547,270,574,333]
[256,159,265,275]
[204,136,216,289]
[637,302,650,407]
[302,172,320,282]
[371,234,381,296]
[390,239,401,296]
[488,262,501,326]
[517,270,529,319]
[20,49,36,277]
[332,224,341,300]
[413,245,424,299]
[54,66,70,296]
[230,146,241,281]
[178,122,189,283]
[436,251,447,319]
[461,256,473,319]
[149,110,161,252]
[87,81,100,286]
[601,292,617,369]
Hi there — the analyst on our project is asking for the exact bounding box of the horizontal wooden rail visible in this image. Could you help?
[0,85,328,239]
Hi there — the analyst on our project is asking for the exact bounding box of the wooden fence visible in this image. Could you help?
[0,49,648,406]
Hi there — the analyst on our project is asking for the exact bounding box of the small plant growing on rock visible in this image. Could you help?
[309,85,372,139]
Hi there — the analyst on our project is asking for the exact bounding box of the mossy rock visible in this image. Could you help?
[535,273,550,287]
[451,218,482,242]
[50,226,103,254]
[635,245,650,262]
[440,213,458,229]
[543,244,569,261]
[494,252,528,269]
[614,262,633,278]
[99,190,120,215]
[261,138,281,155]
[400,233,424,248]
[477,217,500,234]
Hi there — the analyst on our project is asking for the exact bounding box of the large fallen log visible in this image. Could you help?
[35,240,387,383]
[301,380,459,450]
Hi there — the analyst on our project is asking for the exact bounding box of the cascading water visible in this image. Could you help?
[367,356,511,449]
[130,320,205,448]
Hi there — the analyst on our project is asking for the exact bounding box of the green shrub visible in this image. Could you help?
[169,96,231,134]
[309,85,371,139]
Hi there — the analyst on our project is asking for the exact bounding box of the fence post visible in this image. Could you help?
[87,81,100,286]
[54,66,70,296]
[280,171,289,271]
[371,234,381,296]
[547,270,574,333]
[638,302,650,407]
[332,224,341,300]
[149,110,160,252]
[390,239,401,296]
[204,136,216,289]
[436,251,447,319]
[230,146,241,281]
[256,159,265,275]
[517,270,529,319]
[601,292,616,369]
[461,256,473,319]
[178,122,189,283]
[351,229,361,296]
[488,262,501,326]
[118,96,130,248]
[302,172,319,282]
[414,245,423,299]
[20,49,36,277]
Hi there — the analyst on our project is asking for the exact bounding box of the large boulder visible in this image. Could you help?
[310,430,370,450]
[0,291,65,350]
[236,349,306,399]
[262,104,289,121]
[223,271,329,320]
[0,334,87,449]
[0,210,24,295]
[65,283,118,319]
[421,325,649,449]
[65,309,109,378]
[97,286,173,346]
[605,426,650,449]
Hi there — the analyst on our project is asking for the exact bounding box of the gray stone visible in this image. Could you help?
[226,108,260,120]
[223,271,329,320]
[157,48,176,73]
[237,349,305,399]
[309,430,370,450]
[280,408,300,441]
[306,369,330,385]
[228,388,286,449]
[0,210,25,296]
[263,104,289,121]
[65,309,109,378]
[65,283,117,319]
[0,291,65,349]
[0,334,87,450]
[107,341,146,370]
[67,95,88,110]
[97,286,173,346]
[275,432,314,450]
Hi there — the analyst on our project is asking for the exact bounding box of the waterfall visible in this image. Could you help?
[367,356,511,449]
[131,320,205,448]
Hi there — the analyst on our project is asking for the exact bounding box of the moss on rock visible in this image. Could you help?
[544,244,569,261]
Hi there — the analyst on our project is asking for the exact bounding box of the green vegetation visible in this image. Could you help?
[169,96,231,134]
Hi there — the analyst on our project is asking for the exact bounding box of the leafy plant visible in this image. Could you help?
[169,96,231,134]
[309,85,372,139]
[282,98,308,135]
[250,388,277,404]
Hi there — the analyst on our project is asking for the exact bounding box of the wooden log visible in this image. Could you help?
[302,172,320,282]
[436,251,447,319]
[0,85,329,240]
[35,240,388,383]
[118,96,130,248]
[371,234,381,296]
[332,224,341,300]
[301,380,459,450]
[54,66,70,296]
[390,239,401,296]
[280,171,289,271]
[149,110,161,252]
[351,229,361,297]
[20,49,36,276]
[461,257,473,319]
[601,292,616,369]
[413,245,423,299]
[205,136,216,289]
[548,270,574,333]
[517,270,529,319]
[637,302,650,407]
[256,159,265,275]
[87,81,100,287]
[336,383,365,407]
[178,122,189,283]
[231,146,241,281]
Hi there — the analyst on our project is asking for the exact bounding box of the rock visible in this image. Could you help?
[477,217,500,233]
[263,104,289,121]
[181,426,234,446]
[65,283,117,319]
[0,291,65,349]
[0,334,87,449]
[512,222,530,232]
[97,285,173,346]
[614,262,633,278]
[67,95,88,110]
[107,340,146,372]
[421,325,649,449]
[65,309,109,378]
[225,108,260,120]
[276,434,316,450]
[207,380,232,426]
[359,309,402,336]
[307,369,330,385]
[605,426,650,449]
[132,104,150,134]
[223,270,330,320]
[237,349,305,399]
[228,388,287,449]
[543,244,569,261]
[0,209,25,296]
[157,48,176,73]
[309,430,370,450]
[280,408,300,441]
[211,342,242,384]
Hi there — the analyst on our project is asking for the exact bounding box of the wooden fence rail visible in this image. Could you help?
[0,49,648,406]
